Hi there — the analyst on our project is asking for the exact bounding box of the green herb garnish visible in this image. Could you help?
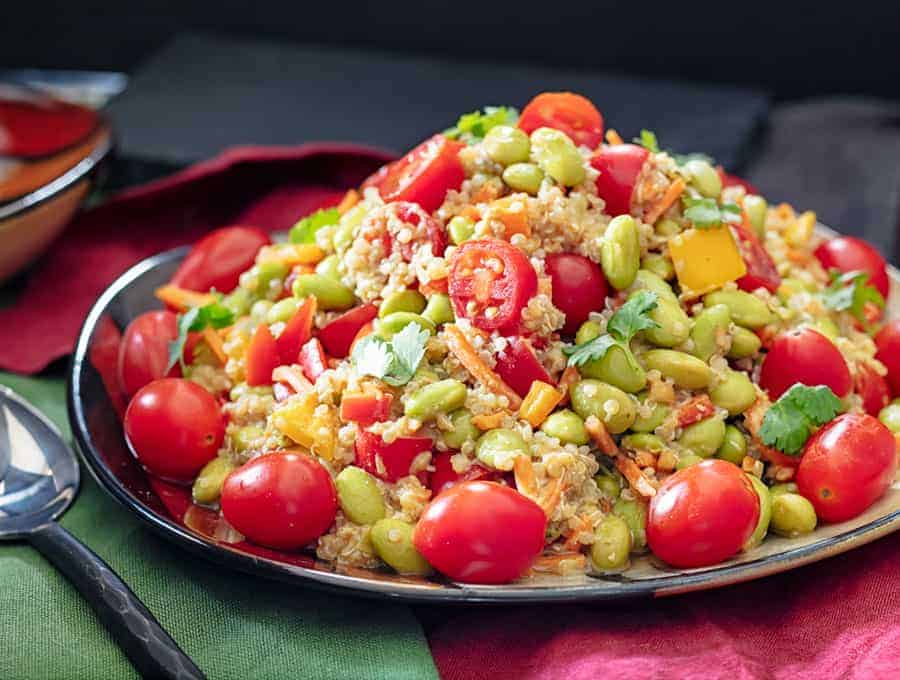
[633,129,660,153]
[352,322,429,386]
[820,269,885,327]
[166,301,234,372]
[759,384,843,455]
[682,196,742,229]
[289,207,340,244]
[445,106,519,142]
[564,291,660,366]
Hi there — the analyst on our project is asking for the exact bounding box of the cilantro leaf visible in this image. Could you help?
[445,106,519,142]
[759,384,843,455]
[166,301,234,372]
[351,322,429,386]
[563,334,618,367]
[633,129,660,153]
[289,207,340,244]
[821,270,885,325]
[682,196,743,229]
[352,335,395,381]
[563,292,660,367]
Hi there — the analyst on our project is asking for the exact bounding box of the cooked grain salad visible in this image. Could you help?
[123,92,899,583]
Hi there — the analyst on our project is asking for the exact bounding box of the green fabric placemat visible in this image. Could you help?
[0,372,438,680]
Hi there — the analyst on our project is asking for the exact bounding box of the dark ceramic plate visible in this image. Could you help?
[68,229,900,603]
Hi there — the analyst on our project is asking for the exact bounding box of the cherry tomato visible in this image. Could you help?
[731,223,781,293]
[590,144,650,217]
[275,296,316,364]
[814,236,889,300]
[298,338,328,382]
[544,253,609,334]
[318,304,378,358]
[413,481,546,584]
[339,392,393,425]
[875,319,900,395]
[355,431,433,482]
[797,413,896,523]
[855,365,890,415]
[647,459,759,568]
[759,327,852,399]
[717,167,759,195]
[448,239,538,333]
[518,92,604,150]
[117,310,179,396]
[362,134,465,213]
[220,451,337,549]
[429,453,501,496]
[246,323,280,386]
[124,378,224,481]
[494,336,553,399]
[170,226,270,294]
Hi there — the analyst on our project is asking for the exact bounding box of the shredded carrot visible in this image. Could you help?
[272,365,313,395]
[562,516,592,552]
[605,129,624,146]
[785,248,810,264]
[615,454,657,498]
[257,243,325,266]
[584,416,619,456]
[676,395,716,427]
[154,285,215,312]
[556,366,580,406]
[538,473,567,517]
[513,456,538,498]
[444,324,522,409]
[633,449,657,468]
[644,177,686,225]
[472,411,507,430]
[201,327,227,364]
[336,189,360,215]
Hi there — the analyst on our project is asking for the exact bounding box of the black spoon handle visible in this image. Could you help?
[29,522,205,680]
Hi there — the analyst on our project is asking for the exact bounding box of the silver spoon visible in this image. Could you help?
[0,385,205,680]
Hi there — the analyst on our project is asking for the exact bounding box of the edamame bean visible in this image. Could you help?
[690,304,732,361]
[578,344,647,393]
[570,379,637,434]
[630,271,691,347]
[192,457,236,504]
[878,402,900,433]
[405,379,467,420]
[370,519,431,575]
[676,453,703,469]
[335,466,386,525]
[601,215,641,290]
[710,369,757,415]
[704,290,773,329]
[655,217,682,237]
[530,127,586,187]
[540,409,589,445]
[631,392,671,433]
[229,424,266,452]
[222,287,254,317]
[813,318,839,341]
[377,312,436,337]
[769,482,799,497]
[240,261,290,297]
[744,475,772,550]
[641,349,712,389]
[621,433,666,453]
[612,497,647,551]
[266,297,301,324]
[315,254,343,280]
[379,290,426,318]
[250,299,273,321]
[422,293,455,326]
[743,195,768,239]
[448,215,475,245]
[677,415,726,458]
[483,125,531,165]
[641,253,675,281]
[502,163,544,195]
[475,428,530,470]
[684,158,722,198]
[442,409,480,450]
[727,326,762,359]
[293,274,355,310]
[770,493,817,537]
[575,320,603,345]
[333,204,366,252]
[595,472,622,499]
[591,514,632,570]
[717,424,748,464]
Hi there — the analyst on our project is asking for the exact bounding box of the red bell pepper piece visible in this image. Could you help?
[276,296,317,365]
[318,303,378,358]
[494,336,553,398]
[339,392,394,425]
[299,338,328,382]
[246,323,280,386]
[355,431,432,482]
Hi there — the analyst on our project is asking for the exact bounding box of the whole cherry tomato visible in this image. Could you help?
[245,323,280,386]
[448,239,538,333]
[362,134,465,213]
[731,224,781,293]
[117,310,179,396]
[855,365,890,415]
[170,226,270,294]
[318,304,378,358]
[796,413,896,523]
[220,451,337,549]
[590,144,650,217]
[494,336,553,399]
[759,327,852,399]
[429,453,502,496]
[355,431,432,482]
[875,319,900,395]
[544,252,609,334]
[124,378,224,481]
[518,92,604,150]
[413,481,546,584]
[647,459,759,568]
[814,236,890,300]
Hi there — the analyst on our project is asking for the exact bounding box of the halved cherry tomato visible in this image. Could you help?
[855,366,890,415]
[362,134,465,213]
[797,413,896,523]
[170,226,270,294]
[117,310,180,396]
[518,92,604,150]
[246,323,280,386]
[355,431,432,482]
[318,304,378,358]
[875,319,900,395]
[717,167,759,195]
[647,459,759,568]
[298,338,328,382]
[494,336,553,399]
[124,378,224,481]
[275,296,317,364]
[413,481,546,584]
[430,453,501,496]
[759,327,852,399]
[339,392,393,425]
[590,144,649,217]
[448,238,538,333]
[814,236,890,300]
[220,451,337,549]
[731,223,781,293]
[544,253,608,334]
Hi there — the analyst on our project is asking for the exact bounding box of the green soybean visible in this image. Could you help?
[717,424,748,465]
[595,472,622,499]
[631,392,671,433]
[630,271,691,347]
[641,349,712,389]
[442,409,480,450]
[676,453,704,469]
[813,317,840,341]
[704,290,773,329]
[422,293,455,326]
[570,379,637,434]
[727,326,762,359]
[370,519,431,575]
[377,312,436,337]
[405,379,467,420]
[601,215,641,290]
[335,466,386,525]
[710,369,757,415]
[380,290,426,318]
[591,515,632,570]
[333,203,366,252]
[575,320,604,345]
[655,217,682,237]
[229,424,266,452]
[677,415,726,458]
[530,127,586,187]
[475,428,530,470]
[743,195,768,239]
[266,297,301,324]
[744,475,772,550]
[621,433,666,453]
[612,497,648,551]
[222,287,254,317]
[769,482,799,497]
[641,253,675,281]
[690,304,732,361]
[250,299,273,322]
[578,342,647,393]
[293,273,355,310]
[770,493,817,537]
[192,457,237,504]
[878,402,900,433]
[540,409,589,445]
[315,254,343,280]
[684,158,722,198]
[484,125,531,166]
[502,163,544,195]
[241,261,290,297]
[448,215,475,245]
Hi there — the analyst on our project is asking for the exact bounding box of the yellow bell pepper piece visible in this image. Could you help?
[785,210,816,248]
[257,243,325,267]
[272,391,336,460]
[518,381,563,427]
[668,227,747,298]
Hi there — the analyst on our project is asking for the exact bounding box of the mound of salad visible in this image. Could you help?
[119,91,900,584]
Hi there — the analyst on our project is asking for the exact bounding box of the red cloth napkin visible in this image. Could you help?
[0,143,394,374]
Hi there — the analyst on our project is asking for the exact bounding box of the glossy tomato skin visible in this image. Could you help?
[220,452,337,549]
[647,459,759,568]
[732,224,781,293]
[796,413,896,523]
[170,226,270,294]
[124,378,224,481]
[413,481,546,584]
[759,327,852,399]
[590,144,649,217]
[518,92,604,149]
[494,336,553,399]
[875,319,900,394]
[363,134,465,213]
[545,253,609,334]
[855,366,890,415]
[448,239,538,334]
[318,304,378,358]
[117,310,179,396]
[814,236,889,300]
[355,431,433,482]
[429,453,501,496]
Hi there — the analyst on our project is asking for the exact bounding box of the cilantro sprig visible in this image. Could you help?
[682,196,742,229]
[820,269,885,326]
[166,301,234,372]
[289,207,340,244]
[758,384,843,456]
[444,106,519,143]
[629,128,715,167]
[563,291,660,367]
[352,322,429,386]
[633,129,660,153]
